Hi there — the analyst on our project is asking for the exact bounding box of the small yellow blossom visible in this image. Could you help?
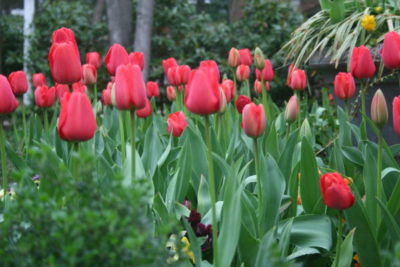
[181,236,195,263]
[0,189,16,200]
[361,15,376,32]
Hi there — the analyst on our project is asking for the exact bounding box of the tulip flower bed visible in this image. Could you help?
[1,26,400,266]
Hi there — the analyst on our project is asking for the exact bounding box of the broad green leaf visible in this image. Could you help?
[376,198,400,242]
[364,145,378,229]
[183,220,202,267]
[332,228,355,267]
[197,175,210,216]
[238,222,259,267]
[157,135,172,168]
[255,230,276,267]
[279,218,293,258]
[153,193,170,223]
[341,146,364,166]
[141,124,163,177]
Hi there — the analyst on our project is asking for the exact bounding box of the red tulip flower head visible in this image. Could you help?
[49,42,82,84]
[199,60,220,84]
[104,44,129,76]
[58,86,97,142]
[167,111,188,137]
[0,75,19,114]
[320,172,355,210]
[85,52,101,69]
[168,65,191,85]
[288,67,307,91]
[235,95,252,114]
[221,79,235,102]
[102,87,112,106]
[34,85,56,108]
[256,59,274,81]
[236,64,250,81]
[380,32,400,69]
[228,48,240,68]
[238,48,252,66]
[8,71,28,95]
[55,83,70,102]
[285,95,299,123]
[333,72,356,100]
[51,27,79,52]
[242,103,266,138]
[167,86,176,102]
[129,52,145,70]
[135,98,152,118]
[82,64,97,85]
[162,57,178,74]
[146,81,160,98]
[32,73,46,88]
[351,46,376,79]
[393,96,400,136]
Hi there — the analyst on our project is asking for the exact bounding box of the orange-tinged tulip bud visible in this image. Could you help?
[236,64,250,81]
[371,89,388,127]
[82,64,97,85]
[167,86,176,102]
[228,48,240,68]
[285,95,299,123]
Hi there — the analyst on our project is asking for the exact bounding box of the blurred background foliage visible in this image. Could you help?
[0,0,303,105]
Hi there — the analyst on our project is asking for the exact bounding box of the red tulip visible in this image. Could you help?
[242,103,266,137]
[129,52,145,70]
[0,75,19,114]
[185,68,220,115]
[288,68,307,91]
[380,32,400,69]
[135,98,152,118]
[235,95,252,114]
[104,44,129,76]
[162,57,178,74]
[32,73,47,88]
[34,85,56,108]
[199,60,220,84]
[168,65,191,86]
[102,88,112,106]
[256,59,274,81]
[320,172,355,210]
[236,64,250,81]
[393,96,400,135]
[82,64,97,85]
[333,72,355,100]
[254,80,270,94]
[146,81,160,98]
[8,71,28,95]
[85,52,101,69]
[371,89,388,127]
[48,41,82,84]
[51,27,79,56]
[221,79,235,102]
[285,95,299,122]
[55,83,70,102]
[228,48,240,68]
[58,88,97,142]
[167,111,187,137]
[114,64,147,110]
[72,81,87,93]
[351,46,376,79]
[239,48,252,66]
[167,86,176,102]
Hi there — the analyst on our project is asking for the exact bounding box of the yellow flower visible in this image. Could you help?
[181,236,195,263]
[361,15,376,31]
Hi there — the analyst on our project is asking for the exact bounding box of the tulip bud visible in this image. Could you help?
[167,86,176,102]
[256,59,274,81]
[380,32,400,69]
[55,83,70,102]
[254,47,265,70]
[200,60,220,84]
[242,103,266,137]
[162,57,178,75]
[82,64,97,85]
[236,64,250,81]
[136,98,152,118]
[238,48,252,66]
[228,48,240,68]
[129,52,145,70]
[351,46,376,79]
[285,95,299,123]
[167,111,187,137]
[102,88,112,106]
[254,80,262,94]
[0,75,19,114]
[111,82,117,106]
[85,52,101,69]
[288,68,307,91]
[48,41,82,84]
[32,73,47,88]
[333,72,356,100]
[221,79,235,102]
[146,81,160,98]
[235,95,252,114]
[371,89,388,127]
[8,71,28,95]
[104,44,129,76]
[320,172,355,210]
[393,96,400,136]
[219,87,227,113]
[34,85,56,108]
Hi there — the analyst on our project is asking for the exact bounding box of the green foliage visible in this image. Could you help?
[0,14,24,73]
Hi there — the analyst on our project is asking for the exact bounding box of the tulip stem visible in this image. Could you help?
[295,91,301,128]
[44,109,49,135]
[130,110,136,180]
[261,76,269,122]
[0,120,8,206]
[360,80,368,140]
[93,83,98,106]
[12,113,21,150]
[253,138,263,235]
[344,99,349,121]
[286,123,291,141]
[376,129,383,227]
[232,69,238,103]
[21,99,28,153]
[118,111,126,161]
[334,212,343,267]
[204,116,219,267]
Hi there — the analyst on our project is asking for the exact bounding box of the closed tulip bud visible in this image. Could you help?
[254,47,265,70]
[167,86,176,102]
[185,68,220,115]
[85,52,101,69]
[393,96,400,135]
[219,87,227,113]
[32,73,47,88]
[167,66,179,86]
[320,172,355,210]
[380,32,400,69]
[55,83,70,102]
[242,103,266,137]
[254,80,262,94]
[351,46,376,79]
[82,64,97,85]
[239,48,252,66]
[146,81,160,98]
[236,64,250,81]
[34,85,56,108]
[104,44,129,76]
[178,65,191,85]
[135,98,152,118]
[167,111,187,137]
[256,59,274,81]
[334,72,356,99]
[52,27,78,48]
[48,41,82,84]
[102,87,112,106]
[58,89,97,142]
[162,57,178,74]
[228,48,240,68]
[288,68,307,91]
[285,95,299,123]
[235,95,252,113]
[200,60,220,84]
[114,64,147,110]
[0,75,19,114]
[221,79,235,102]
[371,89,388,127]
[8,71,28,95]
[129,52,145,70]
